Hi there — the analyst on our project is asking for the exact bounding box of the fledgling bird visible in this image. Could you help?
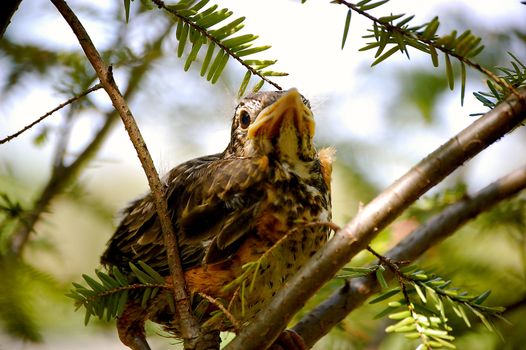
[101,88,334,350]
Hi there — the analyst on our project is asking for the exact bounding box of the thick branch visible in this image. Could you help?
[293,165,526,347]
[49,0,203,347]
[225,89,526,350]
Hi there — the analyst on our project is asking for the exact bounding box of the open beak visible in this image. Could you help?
[247,88,315,140]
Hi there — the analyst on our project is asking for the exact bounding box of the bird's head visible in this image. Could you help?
[226,88,316,162]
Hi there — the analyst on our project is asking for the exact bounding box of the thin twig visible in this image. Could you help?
[49,0,202,348]
[0,84,102,145]
[198,292,242,333]
[151,0,283,91]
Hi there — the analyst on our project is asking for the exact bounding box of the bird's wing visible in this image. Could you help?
[101,154,269,273]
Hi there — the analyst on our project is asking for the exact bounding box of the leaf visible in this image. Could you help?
[429,45,439,67]
[467,44,484,58]
[369,287,401,304]
[245,59,277,70]
[261,71,288,77]
[388,310,411,320]
[374,305,400,319]
[397,15,414,27]
[207,51,226,81]
[375,265,388,289]
[84,308,92,326]
[190,0,210,12]
[123,0,131,23]
[374,30,389,58]
[112,266,128,285]
[473,290,491,305]
[129,262,154,284]
[379,13,405,24]
[445,53,454,90]
[371,45,399,67]
[393,31,408,57]
[96,270,118,288]
[213,16,245,40]
[138,261,165,284]
[251,79,264,92]
[177,23,190,57]
[236,45,272,57]
[200,42,215,76]
[185,39,204,71]
[211,54,229,83]
[360,0,389,11]
[460,61,466,105]
[458,304,471,327]
[339,265,376,278]
[82,274,104,292]
[414,283,427,303]
[341,9,352,50]
[238,70,251,97]
[469,307,494,332]
[116,290,128,317]
[386,316,415,333]
[141,287,152,308]
[421,16,439,39]
[198,8,232,28]
[223,34,258,48]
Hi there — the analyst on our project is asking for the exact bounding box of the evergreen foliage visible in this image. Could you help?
[330,0,525,106]
[67,262,171,326]
[125,0,287,96]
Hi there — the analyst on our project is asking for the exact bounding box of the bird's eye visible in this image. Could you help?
[239,110,251,129]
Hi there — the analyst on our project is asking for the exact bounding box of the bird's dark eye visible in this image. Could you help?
[239,110,251,129]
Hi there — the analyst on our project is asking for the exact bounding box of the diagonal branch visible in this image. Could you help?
[225,88,526,350]
[0,84,102,145]
[48,0,204,348]
[293,164,526,347]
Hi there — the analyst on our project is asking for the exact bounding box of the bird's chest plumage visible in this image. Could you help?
[193,159,331,330]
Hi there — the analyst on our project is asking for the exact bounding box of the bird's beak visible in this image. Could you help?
[248,88,315,140]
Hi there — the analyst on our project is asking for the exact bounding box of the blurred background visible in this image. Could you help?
[1,0,525,349]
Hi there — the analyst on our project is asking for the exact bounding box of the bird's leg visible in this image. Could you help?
[268,329,308,350]
[117,303,151,350]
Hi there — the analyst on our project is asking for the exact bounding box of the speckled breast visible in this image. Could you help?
[202,159,331,330]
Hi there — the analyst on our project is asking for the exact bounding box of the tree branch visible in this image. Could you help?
[49,0,204,348]
[0,84,102,145]
[293,165,526,347]
[225,89,526,350]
